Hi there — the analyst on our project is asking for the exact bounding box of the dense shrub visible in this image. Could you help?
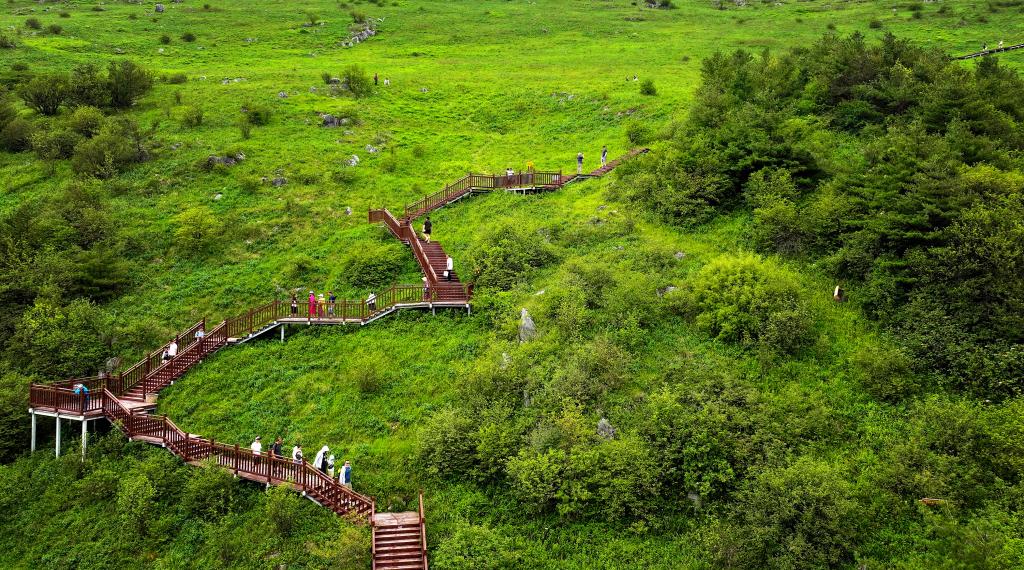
[25,17,41,30]
[340,242,407,289]
[341,64,373,98]
[181,32,196,42]
[173,206,220,257]
[467,222,554,290]
[32,128,82,161]
[6,298,111,378]
[67,105,105,137]
[417,408,477,480]
[19,74,70,116]
[165,72,187,84]
[433,525,521,569]
[639,78,657,95]
[0,34,16,49]
[71,121,140,178]
[245,103,272,125]
[0,117,33,152]
[159,33,171,44]
[672,253,814,354]
[717,458,859,569]
[47,24,63,35]
[106,60,153,108]
[179,105,203,128]
[851,343,918,402]
[69,64,110,108]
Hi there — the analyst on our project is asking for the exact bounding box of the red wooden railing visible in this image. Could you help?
[402,171,561,221]
[419,490,429,570]
[101,389,374,518]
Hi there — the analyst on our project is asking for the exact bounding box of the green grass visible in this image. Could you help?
[2,0,1024,567]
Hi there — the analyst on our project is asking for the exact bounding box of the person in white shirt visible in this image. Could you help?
[163,339,179,362]
[292,444,303,464]
[195,327,205,342]
[313,445,330,475]
[251,436,262,455]
[367,292,377,311]
[445,256,453,281]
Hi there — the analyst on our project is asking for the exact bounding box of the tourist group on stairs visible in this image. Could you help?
[250,436,354,486]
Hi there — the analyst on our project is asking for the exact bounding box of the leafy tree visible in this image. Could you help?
[6,298,112,378]
[106,60,153,109]
[18,74,69,116]
[341,64,373,98]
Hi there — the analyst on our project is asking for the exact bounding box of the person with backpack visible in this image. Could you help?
[73,383,90,410]
[445,256,454,281]
[577,151,584,174]
[292,444,303,464]
[339,460,352,488]
[423,216,432,242]
[601,145,608,167]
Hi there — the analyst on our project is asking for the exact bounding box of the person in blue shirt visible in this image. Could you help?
[73,383,90,410]
[339,460,352,488]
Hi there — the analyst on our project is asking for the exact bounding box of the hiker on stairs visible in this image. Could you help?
[423,216,432,242]
[367,291,377,312]
[601,145,608,167]
[340,460,352,488]
[314,445,330,475]
[445,256,454,281]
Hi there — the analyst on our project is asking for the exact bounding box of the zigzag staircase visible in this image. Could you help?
[28,148,648,570]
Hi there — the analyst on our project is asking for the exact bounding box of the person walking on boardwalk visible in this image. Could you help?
[308,291,316,320]
[423,216,432,242]
[251,436,262,456]
[327,455,336,479]
[367,291,377,312]
[445,255,454,281]
[195,325,205,343]
[601,145,608,167]
[292,444,303,464]
[577,151,584,174]
[290,293,298,316]
[73,382,90,410]
[328,291,336,317]
[339,460,352,488]
[163,338,178,362]
[313,445,330,475]
[271,436,283,459]
[526,160,535,185]
[317,293,326,317]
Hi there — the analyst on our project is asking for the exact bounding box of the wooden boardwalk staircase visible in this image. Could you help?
[955,42,1024,60]
[28,148,648,569]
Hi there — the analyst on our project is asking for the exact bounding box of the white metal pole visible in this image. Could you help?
[30,410,36,453]
[55,414,61,457]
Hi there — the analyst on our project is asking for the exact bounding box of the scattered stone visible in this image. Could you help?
[657,285,678,298]
[214,193,223,201]
[327,77,341,85]
[614,245,624,250]
[321,113,340,127]
[420,87,429,93]
[687,492,703,509]
[114,48,125,54]
[309,86,317,93]
[271,177,287,187]
[155,4,164,13]
[158,48,165,54]
[206,151,246,168]
[500,352,511,370]
[535,289,545,296]
[277,91,288,98]
[597,417,616,439]
[519,308,537,343]
[344,206,353,216]
[597,204,607,211]
[105,356,123,373]
[365,144,379,154]
[170,142,182,150]
[346,155,360,166]
[244,37,257,43]
[674,251,686,260]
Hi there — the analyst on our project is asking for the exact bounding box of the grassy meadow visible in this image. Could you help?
[2,0,1024,568]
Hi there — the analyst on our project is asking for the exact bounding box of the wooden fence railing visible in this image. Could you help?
[102,389,374,518]
[403,171,561,220]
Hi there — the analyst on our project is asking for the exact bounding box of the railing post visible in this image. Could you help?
[234,443,240,475]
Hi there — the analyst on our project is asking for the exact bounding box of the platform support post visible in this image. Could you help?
[55,414,61,457]
[81,419,87,461]
[30,410,36,453]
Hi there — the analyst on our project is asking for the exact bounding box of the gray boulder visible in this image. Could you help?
[518,308,537,343]
[155,4,164,13]
[597,417,616,439]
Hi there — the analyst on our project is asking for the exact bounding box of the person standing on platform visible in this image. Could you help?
[577,152,584,174]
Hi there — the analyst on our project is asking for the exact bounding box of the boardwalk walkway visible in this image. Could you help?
[27,148,648,570]
[954,42,1024,60]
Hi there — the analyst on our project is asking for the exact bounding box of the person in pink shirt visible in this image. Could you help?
[308,291,317,320]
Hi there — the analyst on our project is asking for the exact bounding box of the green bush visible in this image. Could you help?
[47,24,62,35]
[0,117,34,152]
[639,78,657,95]
[6,298,112,378]
[341,242,407,289]
[417,408,478,480]
[160,33,171,44]
[32,128,82,161]
[0,34,15,49]
[71,128,136,178]
[67,105,106,137]
[179,105,203,128]
[341,64,373,98]
[264,484,303,537]
[246,103,272,125]
[717,458,859,569]
[107,60,153,108]
[173,206,220,257]
[851,343,918,402]
[434,524,521,570]
[19,73,70,116]
[467,222,554,290]
[69,64,110,108]
[673,253,814,354]
[181,32,196,42]
[59,11,70,18]
[25,17,41,30]
[165,72,187,84]
[625,120,652,145]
